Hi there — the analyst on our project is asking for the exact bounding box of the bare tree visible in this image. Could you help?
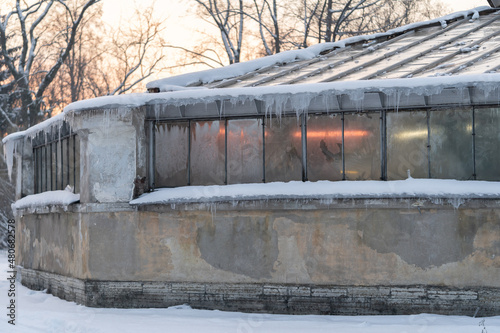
[0,0,101,129]
[18,1,166,117]
[195,0,246,64]
[301,0,446,46]
[104,5,166,95]
[172,0,445,67]
[0,31,19,134]
[250,0,281,55]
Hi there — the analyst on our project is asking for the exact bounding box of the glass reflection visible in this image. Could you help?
[430,108,473,180]
[155,122,189,187]
[227,119,263,184]
[190,120,225,185]
[265,117,302,182]
[475,107,500,181]
[307,114,343,181]
[344,112,380,180]
[387,111,428,180]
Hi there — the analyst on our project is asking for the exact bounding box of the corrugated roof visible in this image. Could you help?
[149,7,500,92]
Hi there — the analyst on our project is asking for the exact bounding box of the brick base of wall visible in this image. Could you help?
[18,267,500,317]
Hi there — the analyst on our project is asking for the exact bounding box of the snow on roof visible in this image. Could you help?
[64,73,500,113]
[147,7,494,91]
[130,178,500,206]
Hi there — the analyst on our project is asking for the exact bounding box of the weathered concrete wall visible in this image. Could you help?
[16,207,89,279]
[78,108,141,203]
[14,197,500,314]
[16,198,500,286]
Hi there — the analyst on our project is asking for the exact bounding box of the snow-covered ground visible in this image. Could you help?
[0,252,499,332]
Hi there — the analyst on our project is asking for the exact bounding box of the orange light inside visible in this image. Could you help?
[293,130,369,138]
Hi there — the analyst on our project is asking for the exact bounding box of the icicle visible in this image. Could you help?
[210,202,217,223]
[430,197,443,206]
[3,138,17,181]
[290,93,314,116]
[448,197,465,209]
[394,89,402,112]
[154,103,161,121]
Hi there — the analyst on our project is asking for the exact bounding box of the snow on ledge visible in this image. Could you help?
[13,190,80,211]
[129,179,500,206]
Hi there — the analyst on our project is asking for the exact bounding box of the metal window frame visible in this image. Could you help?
[32,132,79,194]
[149,104,500,189]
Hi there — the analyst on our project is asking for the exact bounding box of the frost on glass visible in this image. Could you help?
[34,134,80,193]
[430,108,473,180]
[265,116,302,182]
[155,122,189,187]
[69,135,80,193]
[34,146,45,193]
[62,139,69,190]
[344,112,380,180]
[227,119,263,184]
[387,110,428,180]
[307,114,343,181]
[51,142,57,190]
[190,120,225,185]
[475,107,500,181]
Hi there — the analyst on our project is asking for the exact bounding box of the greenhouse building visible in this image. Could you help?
[4,5,500,315]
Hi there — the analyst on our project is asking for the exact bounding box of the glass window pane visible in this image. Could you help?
[62,138,69,188]
[265,117,302,182]
[56,141,62,190]
[68,136,74,191]
[475,107,500,181]
[155,122,189,187]
[387,110,428,180]
[50,143,56,191]
[430,108,473,180]
[191,120,225,185]
[34,148,39,193]
[307,114,343,181]
[227,119,263,184]
[74,135,80,193]
[344,112,381,180]
[41,146,47,192]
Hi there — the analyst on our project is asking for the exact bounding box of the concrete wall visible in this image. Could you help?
[77,107,145,204]
[15,197,500,313]
[16,207,89,279]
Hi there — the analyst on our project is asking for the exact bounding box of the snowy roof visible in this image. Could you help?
[148,7,500,92]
